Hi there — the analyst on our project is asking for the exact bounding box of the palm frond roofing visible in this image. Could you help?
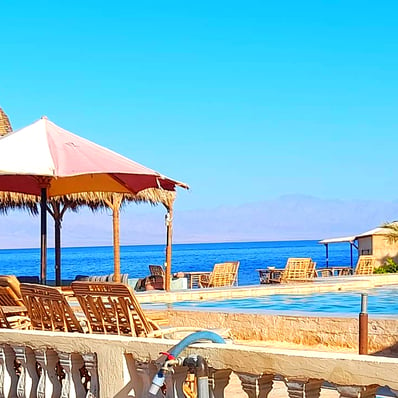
[0,107,12,136]
[0,108,176,210]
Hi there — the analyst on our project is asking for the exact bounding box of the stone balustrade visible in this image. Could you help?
[1,329,398,397]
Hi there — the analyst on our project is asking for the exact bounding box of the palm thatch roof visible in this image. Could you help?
[0,107,176,210]
[0,107,39,213]
[0,184,176,212]
[0,192,39,215]
[0,107,12,136]
[59,188,176,210]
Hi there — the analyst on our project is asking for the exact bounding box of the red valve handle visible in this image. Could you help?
[159,352,175,360]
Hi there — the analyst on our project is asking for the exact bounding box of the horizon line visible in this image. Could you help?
[0,238,329,251]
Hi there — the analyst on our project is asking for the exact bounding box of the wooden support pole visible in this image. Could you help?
[165,205,173,292]
[105,194,123,284]
[40,187,48,285]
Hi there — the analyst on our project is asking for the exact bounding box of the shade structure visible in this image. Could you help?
[0,116,187,196]
[0,116,188,284]
[0,107,12,136]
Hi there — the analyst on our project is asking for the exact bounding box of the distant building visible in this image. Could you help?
[355,226,398,267]
[319,224,398,268]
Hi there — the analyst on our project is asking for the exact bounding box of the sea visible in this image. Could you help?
[0,240,356,285]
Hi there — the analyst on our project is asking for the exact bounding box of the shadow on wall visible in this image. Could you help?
[372,342,398,358]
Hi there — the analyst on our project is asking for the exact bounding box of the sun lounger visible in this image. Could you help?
[267,258,316,283]
[147,264,166,290]
[71,281,226,338]
[0,286,24,307]
[71,281,155,336]
[0,305,30,329]
[353,255,376,275]
[20,283,84,333]
[0,306,11,329]
[149,264,165,277]
[198,261,240,288]
[0,275,25,306]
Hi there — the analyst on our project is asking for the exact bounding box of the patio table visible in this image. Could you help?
[183,271,212,288]
[257,268,283,284]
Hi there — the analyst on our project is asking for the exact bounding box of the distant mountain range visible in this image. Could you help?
[172,195,398,243]
[1,194,398,248]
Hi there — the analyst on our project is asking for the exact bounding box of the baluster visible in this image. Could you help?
[236,372,259,398]
[135,360,160,398]
[14,346,39,398]
[0,345,18,398]
[336,384,378,398]
[58,352,86,398]
[285,378,322,398]
[35,349,61,398]
[258,374,274,398]
[208,368,231,398]
[82,353,98,398]
[235,373,273,398]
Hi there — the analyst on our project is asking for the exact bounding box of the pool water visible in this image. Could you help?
[148,286,398,316]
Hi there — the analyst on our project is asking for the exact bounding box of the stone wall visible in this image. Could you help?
[148,309,398,354]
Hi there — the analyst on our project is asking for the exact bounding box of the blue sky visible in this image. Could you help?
[1,1,398,246]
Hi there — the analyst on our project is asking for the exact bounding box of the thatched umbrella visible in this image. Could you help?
[0,108,38,215]
[0,110,182,288]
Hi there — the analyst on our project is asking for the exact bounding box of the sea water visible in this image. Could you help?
[0,240,355,286]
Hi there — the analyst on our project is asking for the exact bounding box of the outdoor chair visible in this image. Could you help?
[268,258,316,283]
[0,285,24,307]
[198,261,240,288]
[20,283,84,333]
[0,306,11,329]
[0,275,24,307]
[146,264,166,290]
[140,265,184,291]
[0,305,30,330]
[71,281,223,338]
[149,264,165,277]
[353,255,376,275]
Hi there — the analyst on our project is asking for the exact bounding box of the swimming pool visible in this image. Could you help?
[143,286,398,316]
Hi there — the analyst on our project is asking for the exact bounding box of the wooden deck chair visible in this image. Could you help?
[20,283,84,333]
[269,258,315,283]
[146,265,166,290]
[0,306,11,329]
[198,261,240,288]
[354,255,376,275]
[0,306,30,330]
[0,286,24,307]
[0,275,24,306]
[71,281,161,337]
[71,281,221,338]
[149,265,165,277]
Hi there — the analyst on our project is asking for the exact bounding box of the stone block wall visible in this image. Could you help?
[147,309,398,354]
